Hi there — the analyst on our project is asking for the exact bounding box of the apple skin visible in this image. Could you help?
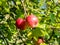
[37,37,44,45]
[26,14,38,28]
[37,39,43,44]
[16,18,26,30]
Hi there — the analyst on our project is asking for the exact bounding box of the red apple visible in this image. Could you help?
[26,14,38,28]
[37,39,43,44]
[16,18,26,30]
[37,37,44,44]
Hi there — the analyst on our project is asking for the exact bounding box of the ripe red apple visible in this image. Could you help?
[16,18,26,30]
[26,14,38,28]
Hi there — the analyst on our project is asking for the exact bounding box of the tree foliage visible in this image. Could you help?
[0,0,60,45]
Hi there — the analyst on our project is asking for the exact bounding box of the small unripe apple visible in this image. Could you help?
[26,14,38,28]
[16,18,26,30]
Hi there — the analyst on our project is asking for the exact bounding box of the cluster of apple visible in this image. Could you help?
[16,14,38,30]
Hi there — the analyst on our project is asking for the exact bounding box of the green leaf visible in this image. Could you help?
[40,43,47,45]
[32,27,43,38]
[50,13,56,23]
[54,30,60,36]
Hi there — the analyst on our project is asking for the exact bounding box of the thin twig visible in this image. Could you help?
[21,0,27,18]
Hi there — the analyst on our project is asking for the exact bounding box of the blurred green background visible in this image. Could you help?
[0,0,60,45]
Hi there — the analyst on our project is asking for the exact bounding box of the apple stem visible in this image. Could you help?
[21,0,27,18]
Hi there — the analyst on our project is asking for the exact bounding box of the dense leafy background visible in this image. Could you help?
[0,0,60,45]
